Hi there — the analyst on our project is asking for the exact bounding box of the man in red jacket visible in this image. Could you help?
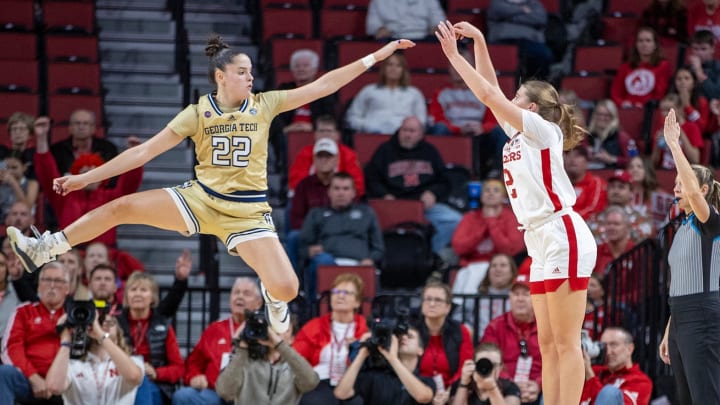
[171,277,263,405]
[0,261,69,404]
[288,115,365,197]
[481,270,542,404]
[564,146,607,219]
[580,327,652,405]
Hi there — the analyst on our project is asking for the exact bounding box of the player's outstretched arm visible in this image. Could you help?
[280,39,415,113]
[453,21,499,89]
[436,21,521,130]
[53,127,184,195]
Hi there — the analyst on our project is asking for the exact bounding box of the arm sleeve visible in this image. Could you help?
[215,347,248,401]
[277,341,321,393]
[154,327,185,383]
[166,104,199,138]
[451,213,488,256]
[156,278,188,318]
[291,322,317,364]
[2,308,38,377]
[521,110,562,148]
[183,334,208,385]
[33,151,64,213]
[288,148,313,191]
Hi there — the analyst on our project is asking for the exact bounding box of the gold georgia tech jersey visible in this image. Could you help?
[167,91,287,194]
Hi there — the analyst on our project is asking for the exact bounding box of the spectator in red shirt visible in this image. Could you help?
[627,155,676,228]
[564,146,607,219]
[668,66,711,134]
[611,27,671,109]
[294,273,368,405]
[593,205,636,275]
[117,271,184,405]
[580,327,653,405]
[687,0,720,44]
[172,277,263,405]
[288,115,364,196]
[583,273,606,340]
[481,270,542,405]
[417,280,474,389]
[0,261,69,404]
[651,93,704,170]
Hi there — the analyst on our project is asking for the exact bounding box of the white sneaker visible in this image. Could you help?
[7,226,54,273]
[261,283,289,334]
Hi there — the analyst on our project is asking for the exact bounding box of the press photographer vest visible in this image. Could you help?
[417,319,463,377]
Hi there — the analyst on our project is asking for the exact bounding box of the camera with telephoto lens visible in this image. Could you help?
[475,357,495,377]
[362,307,410,369]
[581,330,606,363]
[62,299,96,359]
[241,309,269,360]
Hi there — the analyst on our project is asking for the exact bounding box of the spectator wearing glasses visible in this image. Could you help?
[481,270,542,405]
[0,261,70,404]
[453,342,521,405]
[294,273,369,405]
[49,109,118,177]
[417,280,474,389]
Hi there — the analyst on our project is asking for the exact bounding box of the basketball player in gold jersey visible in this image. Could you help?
[7,35,415,333]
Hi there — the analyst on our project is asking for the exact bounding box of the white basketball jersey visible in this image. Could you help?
[501,110,577,227]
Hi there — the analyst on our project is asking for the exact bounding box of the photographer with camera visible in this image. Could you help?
[453,343,521,405]
[172,277,263,405]
[215,311,319,404]
[0,261,69,404]
[46,311,144,404]
[333,325,436,404]
[580,327,652,405]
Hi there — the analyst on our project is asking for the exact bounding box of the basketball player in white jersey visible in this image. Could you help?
[5,35,415,335]
[437,21,597,405]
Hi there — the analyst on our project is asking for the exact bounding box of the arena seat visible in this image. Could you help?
[270,38,324,70]
[574,44,624,74]
[0,60,38,92]
[47,62,101,95]
[261,8,314,43]
[319,8,368,39]
[0,32,37,61]
[46,35,99,63]
[368,198,426,230]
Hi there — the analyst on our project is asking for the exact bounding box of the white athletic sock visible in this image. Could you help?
[49,232,72,256]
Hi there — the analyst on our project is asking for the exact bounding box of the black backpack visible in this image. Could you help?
[380,221,439,289]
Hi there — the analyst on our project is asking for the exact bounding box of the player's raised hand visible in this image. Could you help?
[374,39,416,62]
[53,174,90,196]
[435,21,460,57]
[664,108,681,147]
[453,21,483,41]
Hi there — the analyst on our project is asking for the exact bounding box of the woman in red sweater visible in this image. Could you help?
[293,273,368,405]
[611,27,672,109]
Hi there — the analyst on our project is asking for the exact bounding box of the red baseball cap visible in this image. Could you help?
[609,169,632,185]
[512,258,531,291]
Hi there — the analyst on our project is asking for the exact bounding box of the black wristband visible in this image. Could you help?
[459,383,470,389]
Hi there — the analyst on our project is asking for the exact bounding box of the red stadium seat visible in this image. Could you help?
[602,16,639,55]
[411,72,448,101]
[337,72,375,108]
[560,75,610,102]
[606,0,650,16]
[261,8,314,43]
[317,265,376,316]
[46,35,99,63]
[0,32,36,61]
[270,38,324,70]
[425,135,473,169]
[48,94,102,124]
[404,42,449,73]
[446,11,486,35]
[487,44,519,73]
[539,0,560,14]
[286,131,315,165]
[0,93,38,122]
[497,74,518,99]
[353,133,390,165]
[319,8,367,39]
[447,0,490,12]
[260,0,309,8]
[336,41,379,67]
[574,45,623,74]
[0,0,34,31]
[43,2,96,34]
[47,62,101,95]
[0,60,38,92]
[321,0,369,9]
[661,43,679,73]
[368,199,426,230]
[617,107,645,140]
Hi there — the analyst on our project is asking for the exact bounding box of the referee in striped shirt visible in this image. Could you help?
[658,109,720,404]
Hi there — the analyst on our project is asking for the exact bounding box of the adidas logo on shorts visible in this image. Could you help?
[552,267,561,274]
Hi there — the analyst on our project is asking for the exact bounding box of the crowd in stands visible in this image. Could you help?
[4,0,720,403]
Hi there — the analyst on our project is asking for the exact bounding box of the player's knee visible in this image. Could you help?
[105,195,134,219]
[274,278,299,302]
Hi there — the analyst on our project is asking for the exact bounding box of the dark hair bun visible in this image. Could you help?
[205,35,229,58]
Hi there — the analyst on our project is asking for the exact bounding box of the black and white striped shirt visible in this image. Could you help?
[668,208,720,297]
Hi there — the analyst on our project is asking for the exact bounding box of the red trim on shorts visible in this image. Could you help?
[541,148,562,211]
[562,214,579,281]
[530,280,546,294]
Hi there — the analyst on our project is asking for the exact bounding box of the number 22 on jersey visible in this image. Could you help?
[211,135,251,167]
[504,169,517,199]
